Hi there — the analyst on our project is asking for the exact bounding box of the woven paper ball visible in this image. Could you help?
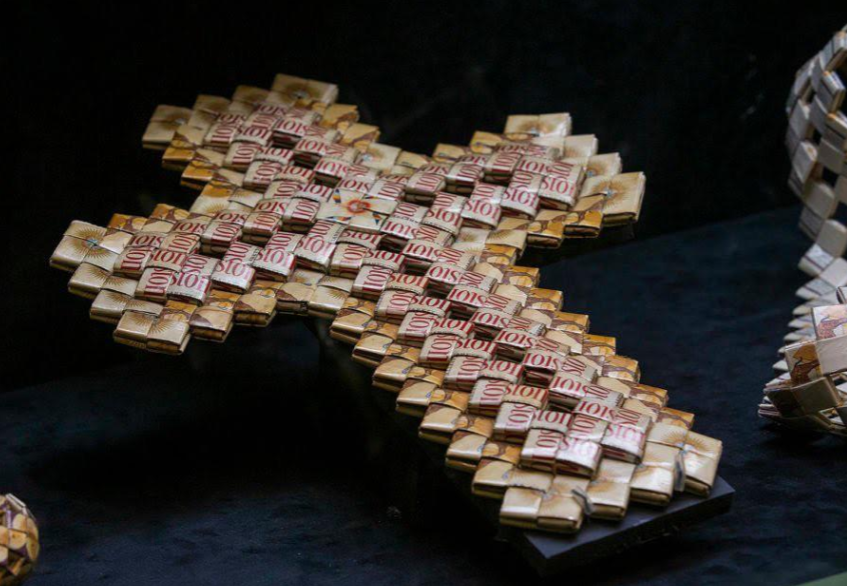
[0,494,39,586]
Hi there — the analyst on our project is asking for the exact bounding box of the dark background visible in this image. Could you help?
[11,2,846,390]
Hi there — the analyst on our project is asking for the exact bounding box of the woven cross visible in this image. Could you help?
[50,73,722,536]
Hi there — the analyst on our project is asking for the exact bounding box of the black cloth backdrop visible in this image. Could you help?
[12,1,847,390]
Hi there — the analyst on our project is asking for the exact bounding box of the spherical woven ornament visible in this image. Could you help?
[0,494,39,586]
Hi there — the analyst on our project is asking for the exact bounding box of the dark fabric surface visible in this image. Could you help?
[4,206,847,586]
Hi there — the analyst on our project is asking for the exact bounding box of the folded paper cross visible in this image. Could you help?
[50,73,722,536]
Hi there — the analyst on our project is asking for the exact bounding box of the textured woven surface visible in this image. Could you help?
[14,207,847,585]
[761,27,847,436]
[51,74,645,357]
[47,75,710,539]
